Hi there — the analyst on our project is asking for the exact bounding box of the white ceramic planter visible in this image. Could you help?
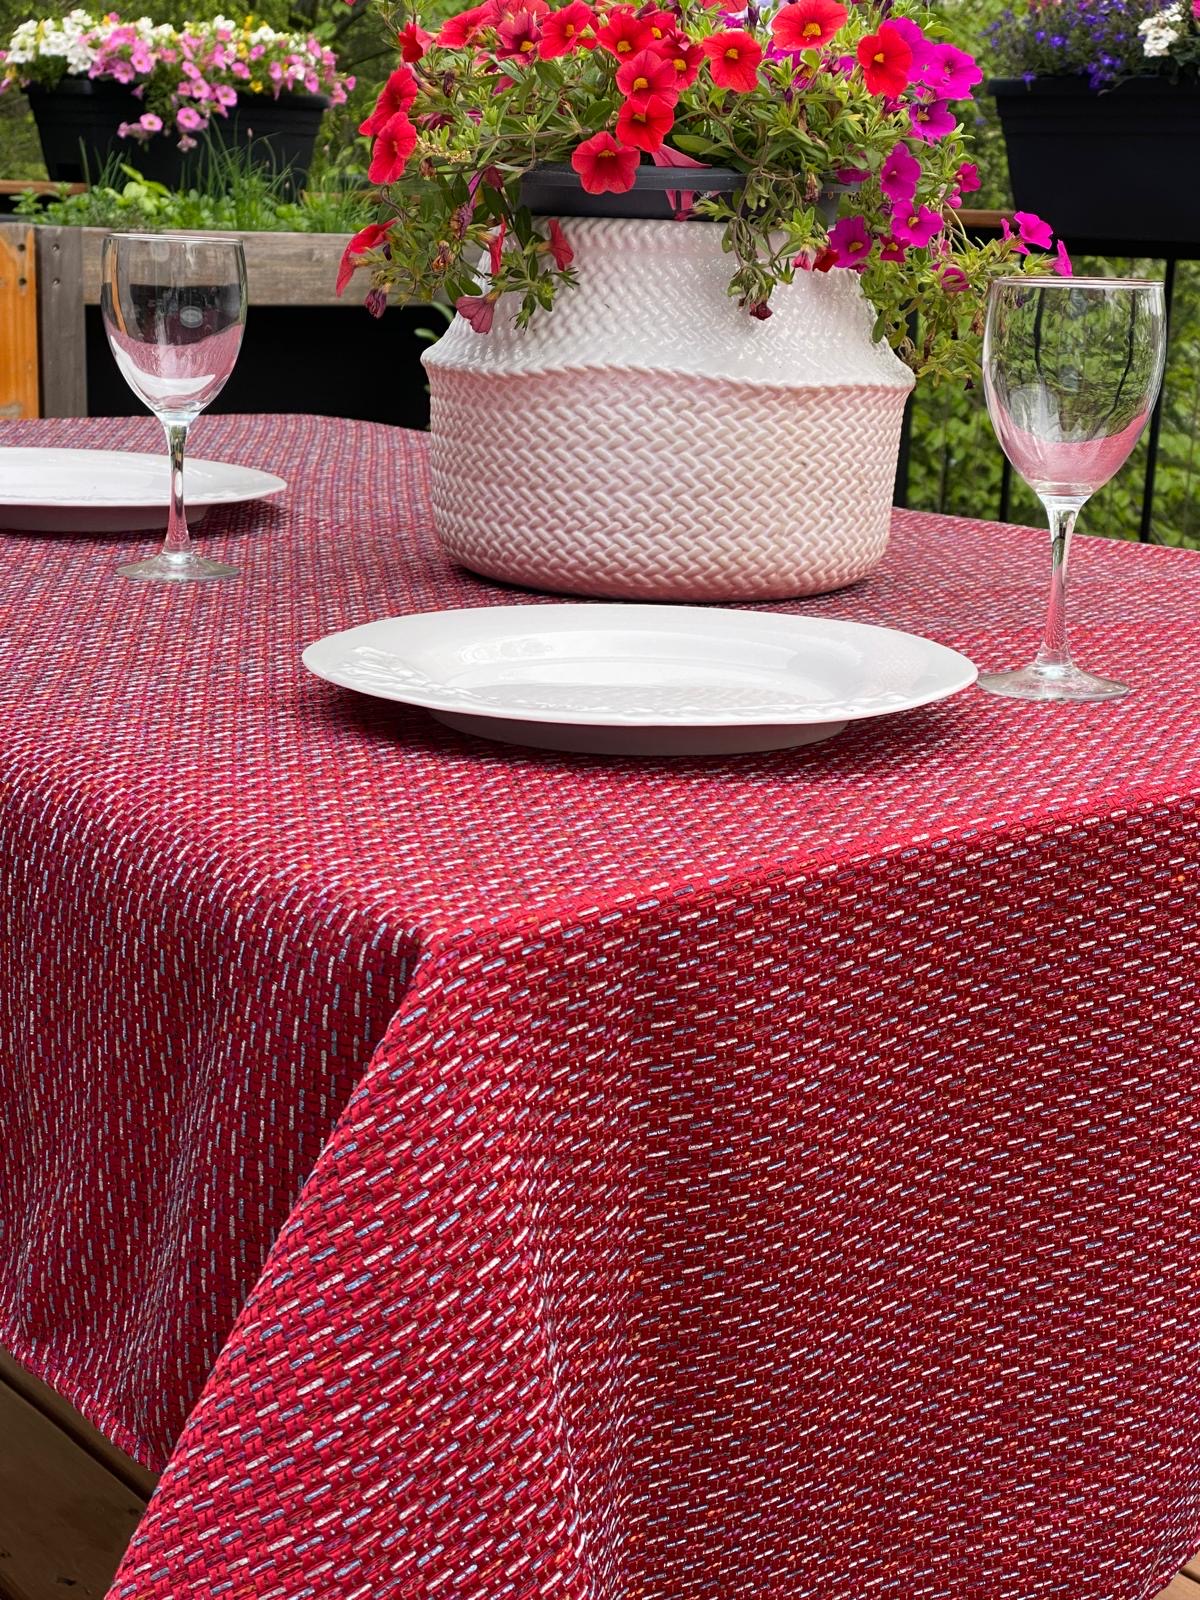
[422,217,915,602]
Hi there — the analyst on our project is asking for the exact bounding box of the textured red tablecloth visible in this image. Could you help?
[0,414,1197,1600]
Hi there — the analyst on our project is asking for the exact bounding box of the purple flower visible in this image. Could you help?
[880,141,921,202]
[828,215,872,269]
[908,98,956,142]
[890,202,944,247]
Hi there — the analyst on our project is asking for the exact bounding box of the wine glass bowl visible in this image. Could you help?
[100,233,248,582]
[980,275,1166,702]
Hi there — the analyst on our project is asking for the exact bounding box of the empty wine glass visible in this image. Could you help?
[980,276,1166,701]
[100,233,247,582]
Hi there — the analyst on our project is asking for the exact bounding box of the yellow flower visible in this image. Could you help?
[249,77,262,91]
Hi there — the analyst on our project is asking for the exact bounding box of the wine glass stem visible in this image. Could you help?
[163,420,192,559]
[1035,497,1082,672]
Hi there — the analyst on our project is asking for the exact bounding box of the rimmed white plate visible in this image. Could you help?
[0,448,287,533]
[303,605,977,757]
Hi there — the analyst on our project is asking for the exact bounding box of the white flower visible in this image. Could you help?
[1139,3,1183,55]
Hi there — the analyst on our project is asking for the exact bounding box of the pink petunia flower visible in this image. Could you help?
[883,14,932,72]
[176,104,204,131]
[456,293,497,333]
[940,265,970,293]
[908,98,955,142]
[879,141,920,203]
[890,202,943,247]
[1014,210,1053,248]
[828,214,872,268]
[1054,239,1073,276]
[140,111,163,131]
[956,160,980,194]
[496,10,542,57]
[879,237,907,263]
[921,42,982,100]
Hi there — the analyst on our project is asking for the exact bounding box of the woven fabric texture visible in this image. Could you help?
[0,415,1197,1600]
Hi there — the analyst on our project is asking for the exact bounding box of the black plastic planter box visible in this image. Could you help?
[28,76,327,194]
[991,75,1200,246]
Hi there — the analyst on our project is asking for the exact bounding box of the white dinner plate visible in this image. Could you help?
[0,448,287,533]
[303,605,977,756]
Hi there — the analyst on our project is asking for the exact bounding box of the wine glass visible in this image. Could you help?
[980,276,1166,701]
[100,233,248,582]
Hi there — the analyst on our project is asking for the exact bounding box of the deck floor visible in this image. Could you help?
[0,1350,1195,1600]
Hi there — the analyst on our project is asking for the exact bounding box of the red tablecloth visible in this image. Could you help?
[1,414,1198,1600]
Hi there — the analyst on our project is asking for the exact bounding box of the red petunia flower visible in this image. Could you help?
[616,91,675,152]
[595,5,652,56]
[457,294,497,333]
[397,20,433,60]
[336,220,394,296]
[437,0,497,46]
[701,28,763,92]
[640,8,675,41]
[771,0,848,52]
[879,237,907,263]
[856,22,911,96]
[368,111,418,184]
[660,35,703,87]
[496,8,542,54]
[488,218,507,276]
[359,66,419,137]
[538,0,596,55]
[616,47,678,104]
[570,130,640,193]
[546,218,574,268]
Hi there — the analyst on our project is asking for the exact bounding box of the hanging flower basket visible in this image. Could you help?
[1,12,351,193]
[991,76,1200,244]
[26,76,330,190]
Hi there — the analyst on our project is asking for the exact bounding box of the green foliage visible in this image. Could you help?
[13,143,371,230]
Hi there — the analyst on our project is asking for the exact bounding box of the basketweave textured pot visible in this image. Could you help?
[421,173,915,603]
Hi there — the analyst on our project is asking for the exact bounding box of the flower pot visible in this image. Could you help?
[27,76,328,194]
[990,75,1200,245]
[422,186,913,603]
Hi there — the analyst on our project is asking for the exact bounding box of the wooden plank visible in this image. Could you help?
[34,226,86,418]
[959,208,1006,229]
[0,180,86,197]
[0,1353,157,1503]
[0,1380,147,1600]
[0,222,39,420]
[76,226,367,307]
[1156,1577,1200,1600]
[1185,1554,1200,1583]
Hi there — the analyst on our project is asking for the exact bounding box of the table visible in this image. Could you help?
[1,413,1198,1600]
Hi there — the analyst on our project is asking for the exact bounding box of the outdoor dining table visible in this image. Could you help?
[0,411,1198,1600]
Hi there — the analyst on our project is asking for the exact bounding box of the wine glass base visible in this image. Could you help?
[977,662,1131,703]
[118,551,239,583]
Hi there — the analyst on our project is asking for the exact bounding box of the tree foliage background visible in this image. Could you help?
[2,0,1197,547]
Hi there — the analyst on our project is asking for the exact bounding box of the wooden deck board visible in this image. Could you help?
[0,1346,1194,1600]
[0,1381,147,1600]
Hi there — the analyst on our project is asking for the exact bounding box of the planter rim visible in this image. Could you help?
[25,76,330,110]
[989,72,1190,94]
[520,163,842,223]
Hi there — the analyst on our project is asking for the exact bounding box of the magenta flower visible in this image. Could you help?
[890,202,943,247]
[1015,211,1053,249]
[956,161,980,194]
[921,43,982,100]
[880,141,920,203]
[879,237,907,263]
[908,98,955,142]
[835,165,871,184]
[828,215,872,269]
[1000,217,1026,256]
[176,104,204,131]
[940,265,970,293]
[1054,240,1073,277]
[883,14,931,71]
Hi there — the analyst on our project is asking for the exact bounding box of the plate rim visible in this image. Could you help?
[0,447,287,509]
[302,604,979,730]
